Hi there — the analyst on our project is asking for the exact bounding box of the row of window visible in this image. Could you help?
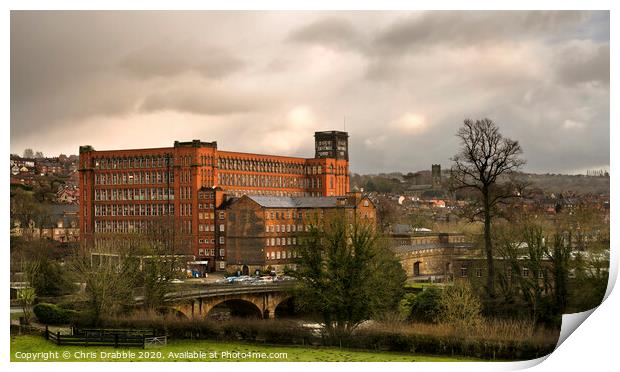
[266,237,298,246]
[179,187,192,200]
[93,155,172,170]
[199,169,214,187]
[265,224,310,233]
[266,250,297,260]
[95,171,173,185]
[198,212,215,220]
[179,169,191,184]
[218,158,307,174]
[94,220,158,233]
[91,155,349,175]
[198,248,225,256]
[266,210,321,220]
[198,237,225,245]
[460,267,546,278]
[226,189,319,197]
[181,220,192,234]
[95,203,174,217]
[198,192,215,200]
[94,188,174,201]
[198,224,224,232]
[198,211,225,220]
[218,173,323,189]
[180,203,192,216]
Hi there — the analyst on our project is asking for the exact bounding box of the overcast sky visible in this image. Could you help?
[10,11,609,174]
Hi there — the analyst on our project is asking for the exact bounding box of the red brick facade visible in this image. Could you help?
[79,131,350,271]
[225,192,377,275]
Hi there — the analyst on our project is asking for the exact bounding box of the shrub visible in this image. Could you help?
[409,288,441,323]
[436,282,482,332]
[94,310,557,360]
[33,303,77,325]
[349,327,555,360]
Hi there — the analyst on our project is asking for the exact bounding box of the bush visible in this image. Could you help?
[408,288,441,323]
[437,282,482,332]
[95,310,556,360]
[33,303,77,325]
[348,328,555,360]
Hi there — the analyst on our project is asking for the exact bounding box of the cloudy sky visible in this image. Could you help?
[10,11,609,174]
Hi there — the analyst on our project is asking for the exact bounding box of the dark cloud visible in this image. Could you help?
[288,17,363,51]
[139,85,268,115]
[371,11,590,55]
[120,43,244,79]
[554,43,610,86]
[10,11,609,174]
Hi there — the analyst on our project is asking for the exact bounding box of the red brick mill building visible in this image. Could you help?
[78,131,375,273]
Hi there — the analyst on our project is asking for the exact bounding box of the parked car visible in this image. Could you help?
[215,276,237,284]
[250,276,274,285]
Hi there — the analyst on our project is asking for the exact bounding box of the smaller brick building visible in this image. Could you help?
[225,190,376,275]
[390,231,473,280]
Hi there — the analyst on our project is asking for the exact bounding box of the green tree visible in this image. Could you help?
[293,217,406,340]
[407,287,441,323]
[451,118,526,299]
[25,256,76,297]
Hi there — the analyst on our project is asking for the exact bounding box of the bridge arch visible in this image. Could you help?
[207,298,262,319]
[273,295,296,318]
[165,285,294,320]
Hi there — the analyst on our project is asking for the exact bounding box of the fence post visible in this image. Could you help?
[85,332,88,346]
[45,325,49,340]
[56,332,61,345]
[142,335,146,349]
[115,334,119,348]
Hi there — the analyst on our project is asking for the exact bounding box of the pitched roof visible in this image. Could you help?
[246,195,347,208]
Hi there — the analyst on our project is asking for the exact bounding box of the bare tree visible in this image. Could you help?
[451,118,525,298]
[22,148,34,159]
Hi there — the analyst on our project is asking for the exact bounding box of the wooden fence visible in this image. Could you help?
[44,326,163,349]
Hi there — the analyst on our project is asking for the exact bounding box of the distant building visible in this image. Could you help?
[36,160,64,176]
[388,225,473,279]
[431,164,441,188]
[225,190,376,275]
[10,173,36,187]
[11,204,79,243]
[56,186,79,204]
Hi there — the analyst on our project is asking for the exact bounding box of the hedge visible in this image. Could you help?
[33,303,77,325]
[95,316,554,360]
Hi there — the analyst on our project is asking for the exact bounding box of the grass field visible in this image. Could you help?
[11,335,478,362]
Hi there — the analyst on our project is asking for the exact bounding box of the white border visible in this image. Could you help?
[3,1,616,372]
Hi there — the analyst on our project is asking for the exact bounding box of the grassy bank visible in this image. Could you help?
[11,335,478,362]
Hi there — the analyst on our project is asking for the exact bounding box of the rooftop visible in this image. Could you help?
[246,195,350,209]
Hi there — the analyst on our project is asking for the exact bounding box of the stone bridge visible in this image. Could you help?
[136,283,295,319]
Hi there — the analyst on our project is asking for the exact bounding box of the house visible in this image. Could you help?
[11,204,80,243]
[56,187,79,204]
[35,160,64,176]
